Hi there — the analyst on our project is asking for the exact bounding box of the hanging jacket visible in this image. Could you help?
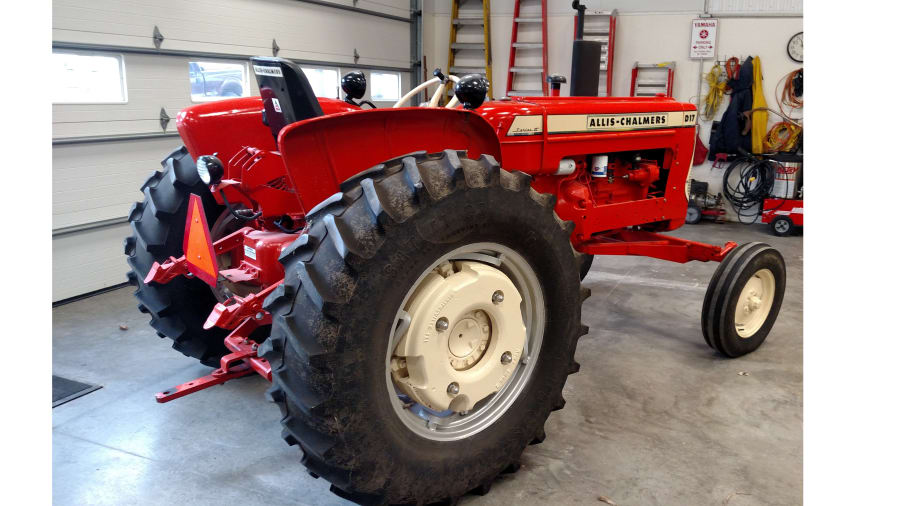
[750,56,768,154]
[708,56,753,159]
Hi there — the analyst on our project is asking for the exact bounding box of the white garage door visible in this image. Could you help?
[52,0,417,301]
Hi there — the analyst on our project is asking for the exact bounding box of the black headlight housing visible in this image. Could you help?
[196,155,225,185]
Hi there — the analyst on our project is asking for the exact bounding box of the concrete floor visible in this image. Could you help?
[53,222,802,506]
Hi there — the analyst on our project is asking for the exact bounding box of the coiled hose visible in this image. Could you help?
[702,64,727,120]
[765,121,802,152]
[722,153,778,223]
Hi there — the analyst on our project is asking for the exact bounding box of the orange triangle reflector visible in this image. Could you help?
[183,194,218,287]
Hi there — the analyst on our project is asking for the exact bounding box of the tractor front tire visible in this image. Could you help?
[261,150,589,505]
[702,242,786,357]
[124,146,230,367]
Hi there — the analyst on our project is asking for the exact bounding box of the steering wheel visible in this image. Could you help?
[394,74,461,108]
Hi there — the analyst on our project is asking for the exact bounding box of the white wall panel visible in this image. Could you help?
[708,0,802,15]
[52,137,183,229]
[53,0,410,68]
[53,224,132,301]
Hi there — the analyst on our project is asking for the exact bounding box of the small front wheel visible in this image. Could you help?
[702,243,786,357]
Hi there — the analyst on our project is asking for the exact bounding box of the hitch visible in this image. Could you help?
[145,194,298,403]
[156,318,273,403]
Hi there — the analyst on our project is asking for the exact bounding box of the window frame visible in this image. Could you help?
[369,71,402,102]
[300,65,342,100]
[52,49,129,105]
[189,60,252,103]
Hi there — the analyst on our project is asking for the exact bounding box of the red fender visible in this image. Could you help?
[176,97,361,177]
[277,108,503,211]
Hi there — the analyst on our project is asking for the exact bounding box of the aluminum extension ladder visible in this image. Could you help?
[447,0,494,100]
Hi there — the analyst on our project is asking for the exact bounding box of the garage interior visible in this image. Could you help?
[52,1,803,505]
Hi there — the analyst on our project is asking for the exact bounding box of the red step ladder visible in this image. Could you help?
[505,0,548,97]
[630,62,676,97]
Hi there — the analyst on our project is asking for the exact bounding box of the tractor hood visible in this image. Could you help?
[476,96,697,140]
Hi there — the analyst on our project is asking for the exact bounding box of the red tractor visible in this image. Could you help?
[124,58,786,505]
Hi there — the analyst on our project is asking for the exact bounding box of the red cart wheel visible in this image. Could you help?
[685,203,702,224]
[770,216,794,236]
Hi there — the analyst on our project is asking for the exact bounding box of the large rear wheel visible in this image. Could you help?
[261,150,590,504]
[124,146,232,366]
[578,253,594,280]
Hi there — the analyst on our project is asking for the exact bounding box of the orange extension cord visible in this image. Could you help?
[766,68,803,152]
[777,68,803,118]
[723,57,741,92]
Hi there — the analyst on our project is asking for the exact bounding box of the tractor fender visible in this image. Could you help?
[277,107,503,211]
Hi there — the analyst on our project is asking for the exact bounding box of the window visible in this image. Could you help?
[301,67,340,99]
[52,51,127,104]
[371,72,400,101]
[189,61,250,102]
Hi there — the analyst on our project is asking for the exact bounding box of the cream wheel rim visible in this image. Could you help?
[385,243,545,441]
[734,268,776,338]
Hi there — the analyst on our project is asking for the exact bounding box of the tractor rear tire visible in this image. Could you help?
[701,242,786,357]
[260,150,589,505]
[124,146,231,367]
[579,253,594,280]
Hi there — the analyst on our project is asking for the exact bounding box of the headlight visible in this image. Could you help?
[196,155,224,185]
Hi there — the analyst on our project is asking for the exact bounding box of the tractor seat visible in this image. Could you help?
[251,57,324,140]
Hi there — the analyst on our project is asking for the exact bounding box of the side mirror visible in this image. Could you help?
[454,75,489,110]
[341,71,367,101]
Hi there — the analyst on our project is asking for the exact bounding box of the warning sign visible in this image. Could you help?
[690,18,718,59]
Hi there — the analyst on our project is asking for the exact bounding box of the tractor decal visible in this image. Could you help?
[507,114,543,136]
[547,110,697,133]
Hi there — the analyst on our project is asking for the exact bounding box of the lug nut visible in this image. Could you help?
[447,382,460,396]
[436,317,449,332]
[501,351,512,364]
[492,290,504,304]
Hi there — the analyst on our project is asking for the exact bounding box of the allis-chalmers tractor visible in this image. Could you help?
[124,57,786,505]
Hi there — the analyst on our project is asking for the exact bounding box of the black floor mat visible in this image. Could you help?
[52,375,101,407]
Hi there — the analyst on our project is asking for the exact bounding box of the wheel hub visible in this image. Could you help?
[447,311,491,369]
[734,269,776,338]
[390,261,526,413]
